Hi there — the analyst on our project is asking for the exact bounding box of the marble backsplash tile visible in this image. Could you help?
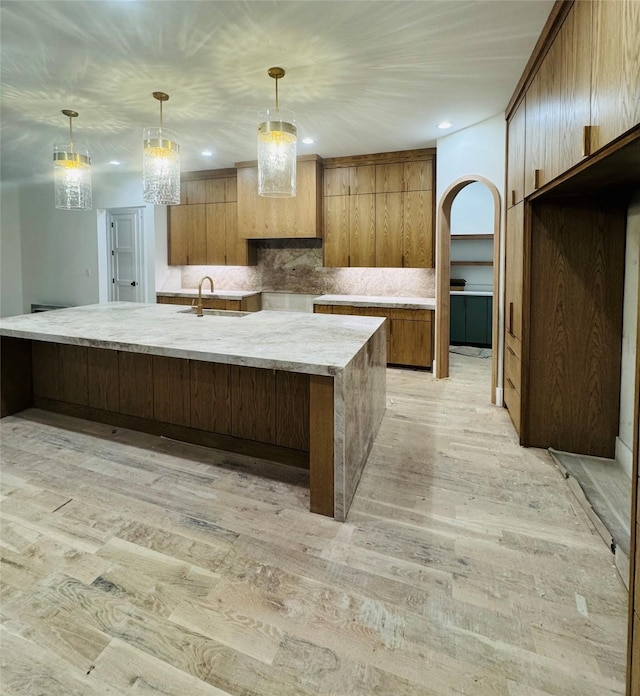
[171,239,435,297]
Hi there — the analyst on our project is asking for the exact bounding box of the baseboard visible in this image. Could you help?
[615,436,633,479]
[495,386,503,407]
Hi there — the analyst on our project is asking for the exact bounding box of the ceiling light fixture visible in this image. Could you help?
[109,160,121,166]
[302,137,314,145]
[201,150,213,157]
[143,91,180,205]
[53,109,92,211]
[257,67,297,198]
[438,121,452,129]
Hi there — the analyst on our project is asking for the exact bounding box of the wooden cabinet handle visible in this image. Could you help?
[511,190,516,207]
[582,125,593,157]
[507,345,515,356]
[533,169,541,190]
[506,377,515,390]
[509,302,514,335]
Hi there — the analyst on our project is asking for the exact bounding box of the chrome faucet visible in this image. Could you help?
[196,276,214,316]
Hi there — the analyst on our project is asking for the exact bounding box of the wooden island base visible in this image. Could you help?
[1,338,336,517]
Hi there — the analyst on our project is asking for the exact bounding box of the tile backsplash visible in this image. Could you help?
[170,239,435,297]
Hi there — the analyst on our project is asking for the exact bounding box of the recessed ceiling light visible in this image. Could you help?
[201,150,213,156]
[302,137,314,145]
[109,160,121,165]
[437,121,452,129]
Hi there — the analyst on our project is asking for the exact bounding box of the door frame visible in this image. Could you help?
[435,175,502,404]
[105,207,146,303]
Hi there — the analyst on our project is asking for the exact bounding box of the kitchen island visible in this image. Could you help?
[0,302,386,520]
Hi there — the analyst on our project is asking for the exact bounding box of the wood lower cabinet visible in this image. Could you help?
[156,294,262,312]
[314,304,433,368]
[450,294,493,347]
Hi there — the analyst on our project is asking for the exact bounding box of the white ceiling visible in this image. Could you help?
[0,0,554,184]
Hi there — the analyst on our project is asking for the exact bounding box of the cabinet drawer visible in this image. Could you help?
[387,308,431,322]
[505,330,521,360]
[504,342,521,394]
[503,373,521,433]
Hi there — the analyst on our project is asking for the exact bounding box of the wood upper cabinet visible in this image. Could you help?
[237,156,323,239]
[521,0,637,197]
[507,99,526,207]
[590,0,640,153]
[168,173,254,267]
[323,151,435,268]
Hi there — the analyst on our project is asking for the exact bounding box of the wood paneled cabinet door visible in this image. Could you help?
[323,193,376,267]
[168,203,207,265]
[168,175,252,266]
[388,316,432,367]
[590,0,640,153]
[507,99,526,207]
[237,158,322,239]
[375,189,433,268]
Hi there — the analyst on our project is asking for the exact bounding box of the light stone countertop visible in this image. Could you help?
[313,294,436,310]
[0,302,384,376]
[156,290,260,300]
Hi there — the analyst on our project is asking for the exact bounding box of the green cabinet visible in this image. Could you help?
[449,294,492,347]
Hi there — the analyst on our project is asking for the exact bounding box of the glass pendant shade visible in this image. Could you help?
[53,110,92,211]
[257,68,297,198]
[258,107,297,198]
[143,126,180,205]
[143,92,180,205]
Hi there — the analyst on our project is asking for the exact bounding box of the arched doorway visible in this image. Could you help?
[435,175,501,404]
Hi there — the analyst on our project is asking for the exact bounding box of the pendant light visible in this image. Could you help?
[53,109,92,211]
[257,67,297,198]
[143,92,180,205]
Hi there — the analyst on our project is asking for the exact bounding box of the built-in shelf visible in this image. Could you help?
[451,234,493,240]
[451,261,493,266]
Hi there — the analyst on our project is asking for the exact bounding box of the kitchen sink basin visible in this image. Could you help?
[178,308,251,318]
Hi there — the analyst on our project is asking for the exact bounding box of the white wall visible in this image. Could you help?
[617,190,640,478]
[1,182,24,316]
[436,113,506,205]
[436,113,506,396]
[12,170,161,311]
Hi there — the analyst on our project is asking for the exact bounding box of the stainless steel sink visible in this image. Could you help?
[178,308,251,318]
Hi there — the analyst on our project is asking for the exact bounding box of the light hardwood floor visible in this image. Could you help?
[0,354,627,695]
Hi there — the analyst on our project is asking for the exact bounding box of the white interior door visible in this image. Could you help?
[108,209,142,302]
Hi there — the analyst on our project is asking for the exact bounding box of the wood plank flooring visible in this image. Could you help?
[0,354,628,695]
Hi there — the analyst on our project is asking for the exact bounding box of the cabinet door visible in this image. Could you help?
[349,165,376,194]
[375,163,404,193]
[403,189,433,268]
[591,0,640,152]
[505,203,524,342]
[450,295,466,344]
[350,194,376,267]
[389,319,431,367]
[525,69,544,196]
[324,168,350,196]
[187,204,207,265]
[206,178,227,203]
[375,192,403,267]
[168,205,189,265]
[185,180,206,204]
[206,203,226,264]
[558,0,591,172]
[324,195,350,267]
[404,160,433,192]
[464,296,489,346]
[225,203,254,266]
[507,100,526,207]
